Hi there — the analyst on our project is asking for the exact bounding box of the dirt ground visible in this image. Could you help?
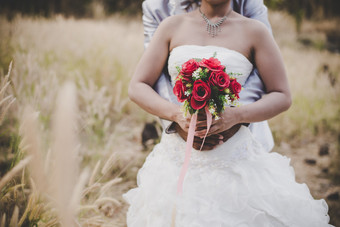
[274,136,340,226]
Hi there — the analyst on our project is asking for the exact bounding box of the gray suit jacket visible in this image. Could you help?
[142,0,274,152]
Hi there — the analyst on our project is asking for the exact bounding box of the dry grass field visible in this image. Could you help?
[0,11,339,226]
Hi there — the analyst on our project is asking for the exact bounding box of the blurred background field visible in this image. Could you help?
[0,0,339,226]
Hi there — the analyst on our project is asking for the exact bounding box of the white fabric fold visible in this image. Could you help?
[124,127,332,227]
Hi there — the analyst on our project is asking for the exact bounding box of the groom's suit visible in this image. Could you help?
[142,0,274,152]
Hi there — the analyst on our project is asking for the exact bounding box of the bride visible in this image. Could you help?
[124,0,332,226]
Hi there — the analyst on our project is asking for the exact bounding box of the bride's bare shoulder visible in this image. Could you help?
[163,14,187,27]
[151,13,191,45]
[152,14,180,41]
[158,13,191,31]
[231,13,272,45]
[233,13,268,32]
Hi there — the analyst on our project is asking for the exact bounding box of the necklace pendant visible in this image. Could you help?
[207,22,220,37]
[199,7,232,38]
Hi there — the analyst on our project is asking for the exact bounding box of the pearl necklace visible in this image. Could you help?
[199,7,232,38]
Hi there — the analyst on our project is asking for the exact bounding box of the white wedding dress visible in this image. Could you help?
[123,45,332,227]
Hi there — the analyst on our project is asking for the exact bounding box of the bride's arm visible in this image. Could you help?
[128,17,191,131]
[196,20,291,137]
[236,21,292,122]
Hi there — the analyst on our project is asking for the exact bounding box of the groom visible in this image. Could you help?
[143,0,274,152]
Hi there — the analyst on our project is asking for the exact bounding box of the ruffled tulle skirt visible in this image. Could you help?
[123,126,332,227]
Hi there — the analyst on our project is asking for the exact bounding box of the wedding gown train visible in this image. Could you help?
[123,45,332,227]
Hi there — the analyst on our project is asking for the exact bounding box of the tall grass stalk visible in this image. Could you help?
[0,157,31,190]
[18,82,90,226]
[49,82,80,226]
[0,61,15,125]
[9,206,19,227]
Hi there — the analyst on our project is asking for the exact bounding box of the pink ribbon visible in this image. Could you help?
[176,113,197,195]
[176,107,212,195]
[200,106,213,151]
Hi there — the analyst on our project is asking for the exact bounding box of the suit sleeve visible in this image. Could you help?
[242,0,272,33]
[142,0,160,49]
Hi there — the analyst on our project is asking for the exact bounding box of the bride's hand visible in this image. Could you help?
[173,110,192,133]
[194,107,240,137]
[174,122,223,150]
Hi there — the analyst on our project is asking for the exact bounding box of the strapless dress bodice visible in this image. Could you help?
[168,45,253,87]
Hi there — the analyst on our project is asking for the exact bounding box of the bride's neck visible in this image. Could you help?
[199,0,231,19]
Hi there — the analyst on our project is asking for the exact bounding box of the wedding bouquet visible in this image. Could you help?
[173,55,243,195]
[173,56,242,119]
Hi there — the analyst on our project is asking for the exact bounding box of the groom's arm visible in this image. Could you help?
[142,0,171,48]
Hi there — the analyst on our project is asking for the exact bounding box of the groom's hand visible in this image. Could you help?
[174,122,242,151]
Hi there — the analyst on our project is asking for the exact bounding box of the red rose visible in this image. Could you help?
[199,57,225,71]
[230,79,242,94]
[180,73,193,83]
[209,71,230,91]
[191,96,206,110]
[191,80,211,110]
[173,80,188,102]
[181,59,199,75]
